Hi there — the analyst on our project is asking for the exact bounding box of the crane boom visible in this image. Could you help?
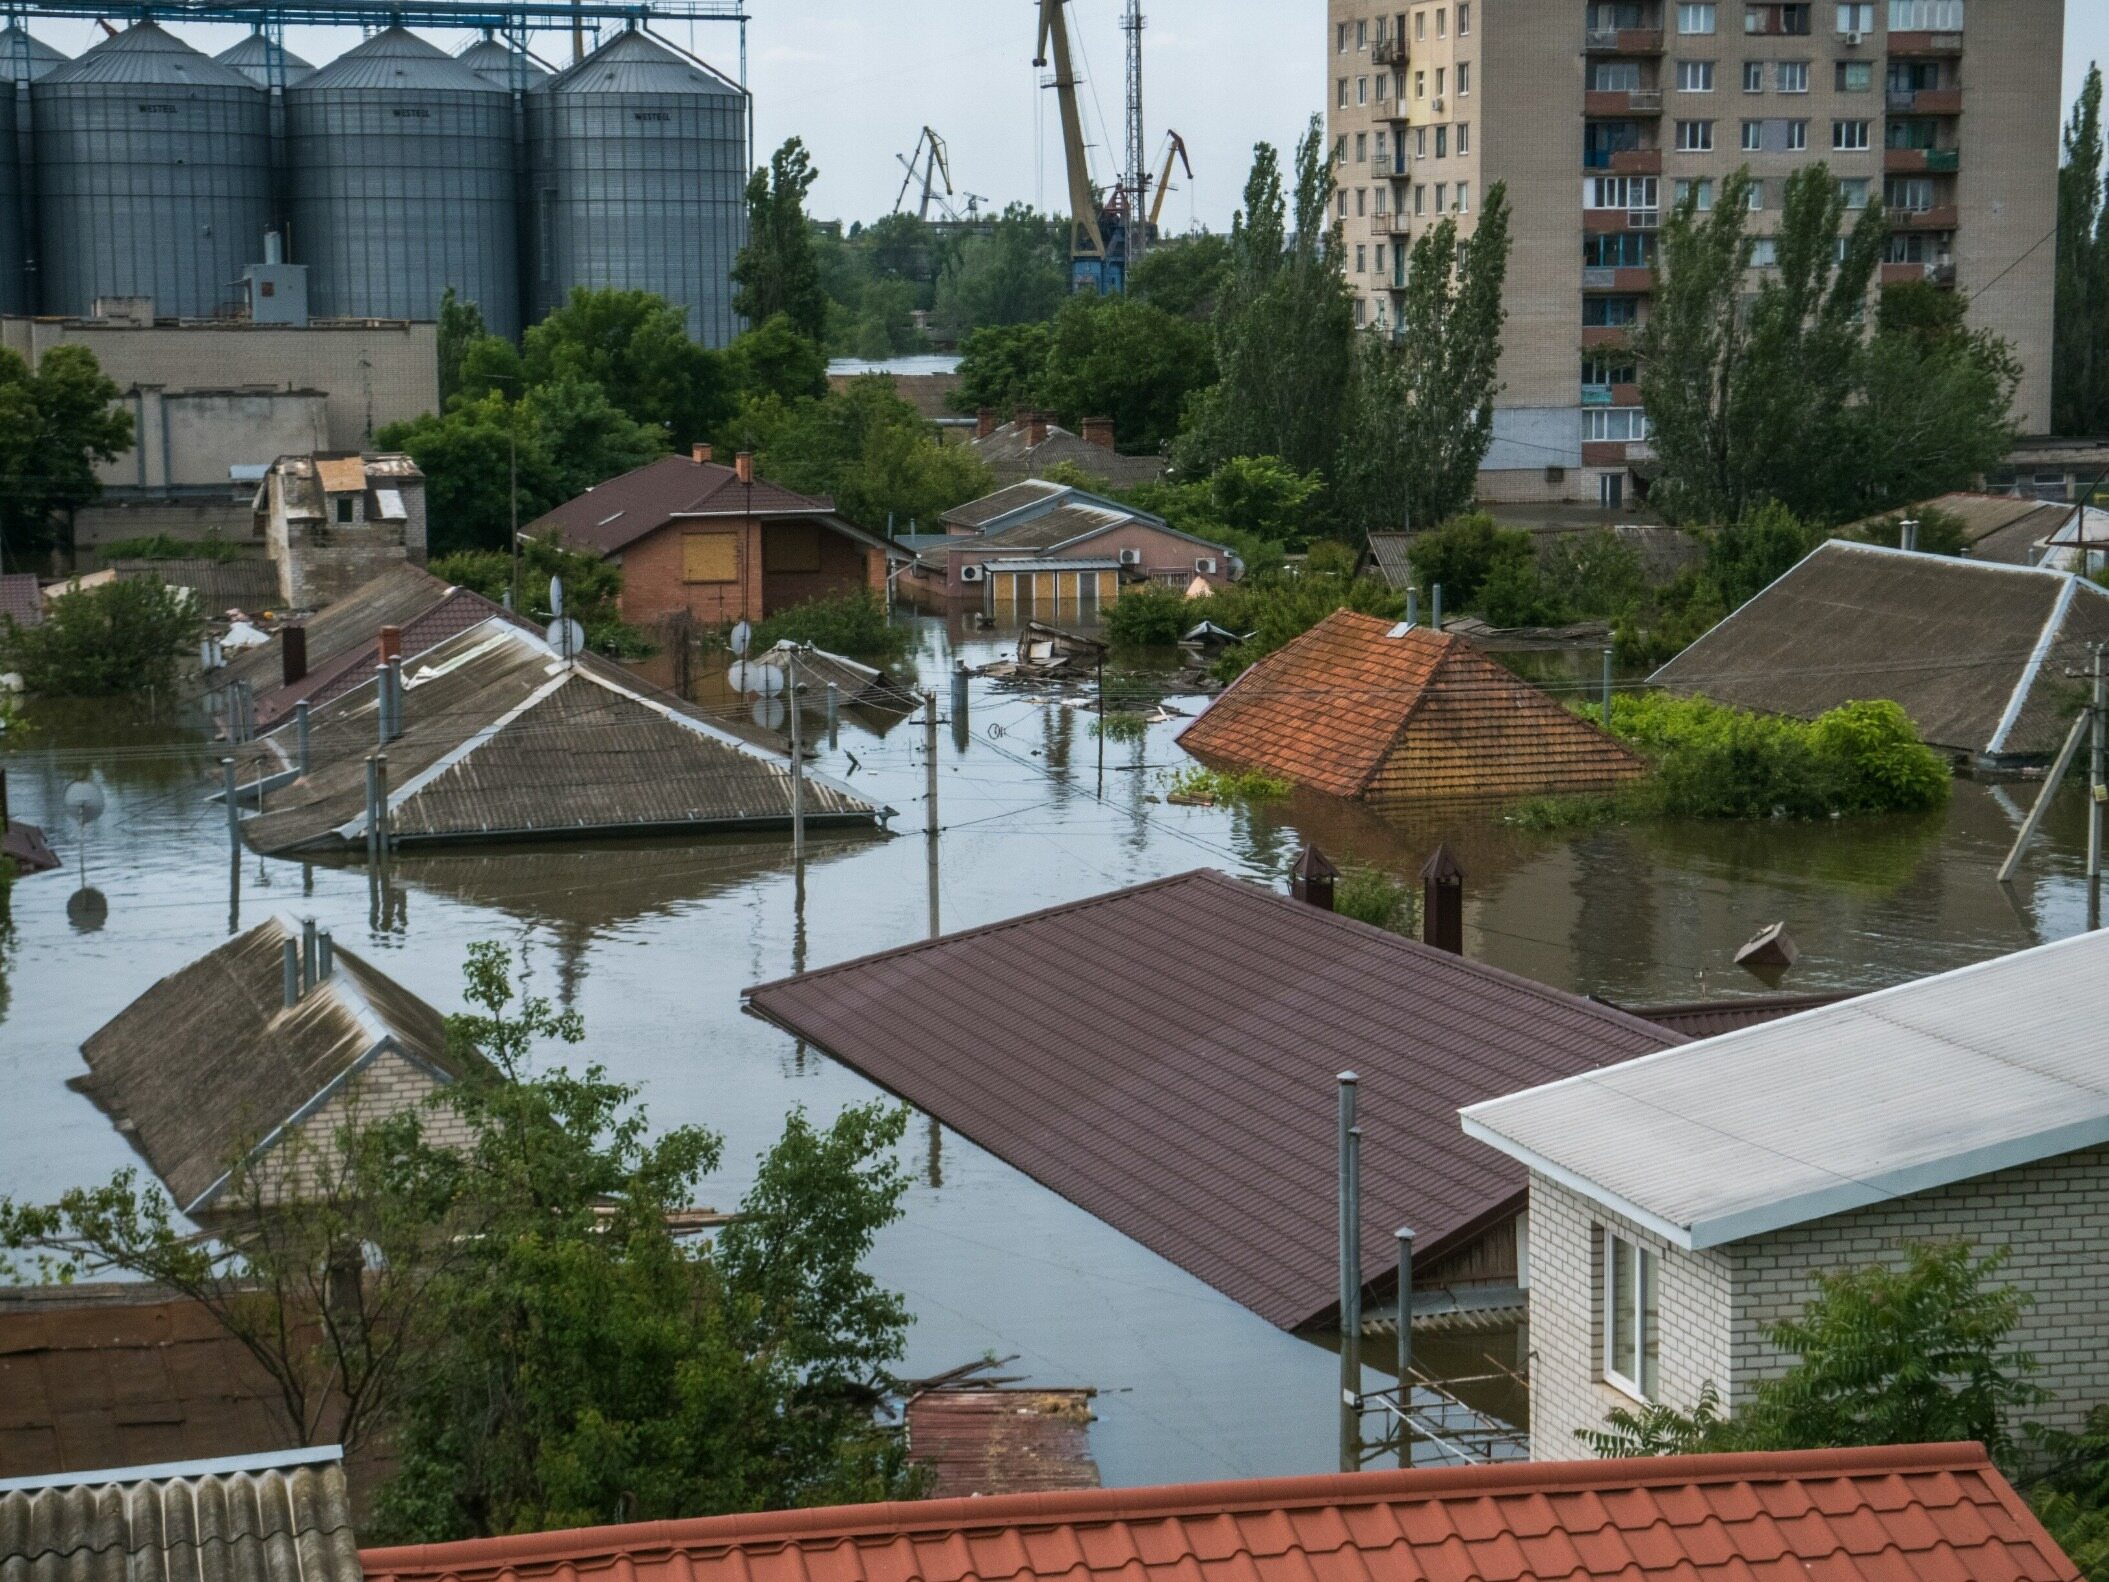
[892,127,956,222]
[1147,131,1192,229]
[1034,0,1107,265]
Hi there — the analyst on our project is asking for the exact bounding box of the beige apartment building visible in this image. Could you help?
[1327,0,2061,508]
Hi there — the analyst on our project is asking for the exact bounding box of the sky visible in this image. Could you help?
[19,1,2109,232]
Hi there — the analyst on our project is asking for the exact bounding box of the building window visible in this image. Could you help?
[1458,121,1470,153]
[1358,18,1370,47]
[1457,182,1470,211]
[1356,243,1368,272]
[1586,407,1652,441]
[1356,131,1369,160]
[1457,61,1470,94]
[1835,60,1873,90]
[1777,59,1809,90]
[1741,120,1763,150]
[1436,66,1446,95]
[1887,116,1939,149]
[1357,186,1368,215]
[1416,125,1428,157]
[1675,119,1715,151]
[1434,182,1447,211]
[682,532,738,584]
[1677,59,1716,91]
[1675,176,1715,209]
[1836,1,1874,29]
[1378,71,1392,98]
[1583,353,1640,385]
[1337,77,1349,107]
[1415,9,1426,38]
[1585,230,1655,265]
[1435,124,1449,157]
[1334,135,1347,166]
[1833,118,1870,150]
[1743,60,1765,90]
[1415,68,1426,98]
[1678,2,1717,31]
[1594,60,1643,89]
[1747,178,1765,208]
[1599,472,1626,507]
[1375,182,1389,213]
[1838,176,1871,208]
[334,495,355,524]
[1602,1230,1661,1400]
[1588,175,1659,209]
[1415,184,1427,214]
[1459,2,1471,33]
[1888,0,1961,27]
[1354,297,1368,327]
[1357,76,1369,105]
[1583,295,1642,326]
[1786,119,1808,149]
[1338,190,1349,218]
[1751,237,1778,265]
[1884,175,1935,210]
[1437,6,1447,36]
[1338,21,1350,52]
[1376,130,1390,160]
[764,522,823,574]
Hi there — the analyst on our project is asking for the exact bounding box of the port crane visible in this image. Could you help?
[1149,130,1192,230]
[893,126,956,223]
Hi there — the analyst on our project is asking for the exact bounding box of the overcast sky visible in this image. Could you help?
[23,1,2109,231]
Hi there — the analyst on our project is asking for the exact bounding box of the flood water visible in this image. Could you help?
[2,608,2100,1486]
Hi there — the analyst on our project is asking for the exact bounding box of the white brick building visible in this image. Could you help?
[1461,929,2109,1452]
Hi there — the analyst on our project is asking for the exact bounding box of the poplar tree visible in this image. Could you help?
[731,138,828,345]
[2054,64,2108,437]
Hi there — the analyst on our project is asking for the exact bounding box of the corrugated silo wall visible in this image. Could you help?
[0,82,23,315]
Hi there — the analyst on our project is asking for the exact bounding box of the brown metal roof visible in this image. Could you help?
[905,1389,1099,1498]
[522,455,837,556]
[75,917,463,1213]
[314,456,369,495]
[743,869,1679,1330]
[236,620,886,854]
[1616,991,1860,1040]
[0,1444,360,1582]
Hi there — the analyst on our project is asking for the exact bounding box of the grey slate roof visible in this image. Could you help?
[76,917,464,1214]
[38,22,257,89]
[1463,927,2109,1249]
[235,618,886,854]
[1650,540,2109,760]
[0,1446,360,1582]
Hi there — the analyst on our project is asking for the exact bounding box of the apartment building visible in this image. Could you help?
[1326,0,2061,509]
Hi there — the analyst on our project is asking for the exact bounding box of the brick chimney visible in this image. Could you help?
[692,443,713,465]
[377,624,403,663]
[976,408,998,440]
[1081,416,1116,450]
[281,624,307,688]
[735,451,755,485]
[1025,411,1050,447]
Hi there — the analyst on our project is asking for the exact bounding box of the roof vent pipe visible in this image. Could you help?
[1899,517,1920,553]
[282,938,301,1008]
[1290,842,1340,911]
[302,916,319,991]
[264,230,283,265]
[317,928,334,981]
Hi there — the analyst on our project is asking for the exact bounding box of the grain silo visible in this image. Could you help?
[0,25,67,85]
[457,36,548,92]
[33,23,270,319]
[287,27,518,335]
[528,28,746,345]
[213,33,313,89]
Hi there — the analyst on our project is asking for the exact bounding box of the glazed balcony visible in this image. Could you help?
[1582,382,1645,406]
[1583,207,1660,233]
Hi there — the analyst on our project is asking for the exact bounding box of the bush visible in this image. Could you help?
[1407,512,1537,609]
[97,533,249,563]
[752,591,908,660]
[1335,868,1417,935]
[1166,766,1291,804]
[1197,571,1405,680]
[2,578,198,697]
[1092,711,1150,742]
[430,538,653,658]
[1105,584,1193,648]
[1850,503,1969,556]
[1304,539,1359,577]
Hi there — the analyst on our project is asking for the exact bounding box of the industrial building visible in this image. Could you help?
[0,15,746,344]
[1325,0,2061,506]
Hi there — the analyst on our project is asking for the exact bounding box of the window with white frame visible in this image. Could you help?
[1356,131,1369,161]
[1337,78,1349,107]
[1594,60,1642,89]
[1742,60,1764,90]
[1436,65,1446,95]
[1888,0,1961,27]
[1786,119,1808,149]
[1416,126,1428,157]
[1378,72,1392,99]
[1358,18,1370,47]
[1459,1,1471,31]
[1357,76,1369,105]
[1675,176,1715,209]
[1677,59,1715,91]
[1436,123,1449,157]
[1602,1230,1661,1398]
[1458,61,1471,94]
[1750,237,1779,265]
[1356,186,1368,216]
[1437,6,1447,36]
[1375,183,1388,213]
[1457,182,1470,211]
[1746,177,1765,208]
[1676,119,1715,150]
[1884,175,1935,210]
[1588,175,1659,209]
[1435,182,1447,210]
[1836,1,1874,28]
[1678,2,1717,31]
[1415,184,1427,214]
[1586,408,1653,442]
[1833,117,1870,149]
[1415,68,1426,98]
[1415,9,1426,38]
[1338,190,1349,218]
[1837,176,1870,208]
[1376,130,1390,160]
[1741,120,1763,149]
[1777,59,1809,90]
[1458,122,1470,153]
[1338,21,1349,51]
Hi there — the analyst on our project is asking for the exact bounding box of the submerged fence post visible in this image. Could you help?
[787,649,805,862]
[222,757,239,851]
[924,688,941,940]
[2092,645,2104,888]
[1602,647,1615,731]
[374,754,390,855]
[824,679,839,749]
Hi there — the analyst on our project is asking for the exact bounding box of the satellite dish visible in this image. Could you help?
[728,659,784,698]
[750,697,786,733]
[729,620,752,657]
[63,779,105,828]
[67,887,108,933]
[548,576,564,617]
[546,617,586,662]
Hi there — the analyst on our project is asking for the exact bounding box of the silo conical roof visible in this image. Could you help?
[0,27,68,81]
[214,33,313,87]
[457,36,548,89]
[294,26,502,93]
[40,21,259,90]
[541,28,740,96]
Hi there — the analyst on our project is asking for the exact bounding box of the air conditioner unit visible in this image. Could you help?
[1195,557,1219,575]
[960,564,986,583]
[1844,29,1863,44]
[1432,96,1445,111]
[1118,547,1143,566]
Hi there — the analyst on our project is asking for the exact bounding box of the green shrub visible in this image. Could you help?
[97,532,249,563]
[1334,868,1417,935]
[431,539,654,658]
[752,590,908,660]
[2,578,198,697]
[1166,766,1291,804]
[1851,503,1969,556]
[1304,539,1359,577]
[1197,572,1405,681]
[1105,584,1193,648]
[1477,555,1567,628]
[1091,711,1150,742]
[1407,512,1537,609]
[1806,699,1953,813]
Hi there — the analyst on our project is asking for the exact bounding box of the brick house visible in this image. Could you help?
[1461,928,2109,1450]
[520,447,899,628]
[257,451,428,609]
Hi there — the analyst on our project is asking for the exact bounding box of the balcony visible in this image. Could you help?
[1379,100,1413,124]
[1583,207,1660,234]
[1612,146,1662,174]
[1880,259,1955,287]
[1585,26,1665,53]
[1582,265,1653,290]
[1886,86,1962,114]
[1585,88,1663,115]
[1580,324,1634,347]
[1372,211,1405,234]
[1888,29,1965,55]
[1891,204,1958,231]
[1373,36,1408,67]
[1883,145,1959,173]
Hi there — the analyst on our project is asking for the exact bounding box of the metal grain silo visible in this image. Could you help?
[0,26,67,85]
[33,24,270,319]
[528,29,747,345]
[458,36,547,92]
[287,28,518,336]
[213,33,312,89]
[0,80,22,314]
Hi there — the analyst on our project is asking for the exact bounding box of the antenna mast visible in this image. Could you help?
[1122,0,1145,268]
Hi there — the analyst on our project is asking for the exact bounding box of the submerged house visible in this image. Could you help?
[73,916,471,1217]
[1177,611,1647,807]
[1463,926,2109,1447]
[234,618,887,855]
[1652,540,2109,764]
[746,868,1679,1332]
[964,410,1169,490]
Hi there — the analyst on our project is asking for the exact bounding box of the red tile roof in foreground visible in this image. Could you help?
[1177,611,1646,805]
[524,455,838,555]
[358,1443,2077,1582]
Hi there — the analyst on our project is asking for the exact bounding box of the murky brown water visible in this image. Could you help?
[1,610,2097,1484]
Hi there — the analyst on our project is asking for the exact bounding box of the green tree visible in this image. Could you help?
[1125,455,1327,551]
[1039,292,1215,452]
[0,577,197,697]
[1405,511,1536,610]
[952,321,1053,419]
[2054,64,2109,436]
[732,138,828,343]
[436,287,487,406]
[1128,232,1233,320]
[728,312,830,405]
[1705,498,1818,607]
[454,331,526,407]
[930,204,1068,341]
[519,377,668,504]
[833,421,994,534]
[0,346,134,569]
[1333,185,1513,535]
[379,392,559,557]
[524,287,734,449]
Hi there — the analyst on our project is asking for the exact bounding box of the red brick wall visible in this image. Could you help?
[614,517,884,628]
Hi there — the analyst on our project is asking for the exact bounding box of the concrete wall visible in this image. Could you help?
[265,469,429,610]
[74,498,256,556]
[107,387,329,491]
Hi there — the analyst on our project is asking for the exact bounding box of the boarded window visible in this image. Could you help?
[764,521,823,574]
[683,533,738,584]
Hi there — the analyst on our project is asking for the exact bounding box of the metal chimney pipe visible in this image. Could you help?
[1899,517,1920,553]
[375,662,390,745]
[264,230,283,265]
[302,916,318,991]
[1337,1072,1360,1336]
[282,938,300,1008]
[317,928,335,980]
[1406,587,1418,626]
[1395,1226,1416,1386]
[1431,583,1443,630]
[388,657,405,740]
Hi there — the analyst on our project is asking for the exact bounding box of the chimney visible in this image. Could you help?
[976,407,998,440]
[281,623,307,688]
[1025,412,1050,447]
[263,230,283,265]
[1081,416,1116,450]
[1290,842,1340,911]
[1898,517,1920,553]
[735,450,755,485]
[1420,845,1464,955]
[692,442,713,464]
[377,625,403,663]
[302,916,319,991]
[317,928,335,981]
[282,938,301,1009]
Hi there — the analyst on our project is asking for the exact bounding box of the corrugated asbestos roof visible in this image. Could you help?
[456,37,546,86]
[539,28,739,96]
[1177,611,1647,804]
[292,26,499,94]
[112,560,282,611]
[905,1389,1099,1498]
[212,565,463,698]
[1463,927,2109,1249]
[236,619,885,854]
[1364,532,1415,590]
[1650,540,2109,759]
[358,1444,2079,1582]
[37,22,258,90]
[744,869,1676,1329]
[966,423,1169,490]
[976,502,1139,551]
[0,574,41,629]
[254,585,528,730]
[0,1446,362,1582]
[524,455,839,555]
[76,916,462,1213]
[212,33,313,86]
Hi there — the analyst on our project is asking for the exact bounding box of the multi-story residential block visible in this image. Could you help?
[1325,0,2061,509]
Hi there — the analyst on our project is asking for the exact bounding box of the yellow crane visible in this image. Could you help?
[1148,131,1192,231]
[1034,0,1111,287]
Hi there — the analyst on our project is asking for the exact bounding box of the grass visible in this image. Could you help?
[1165,766,1292,805]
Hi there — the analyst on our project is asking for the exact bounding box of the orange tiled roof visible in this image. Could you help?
[357,1443,2078,1582]
[1177,610,1646,803]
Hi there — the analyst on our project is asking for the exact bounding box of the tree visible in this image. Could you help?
[0,576,197,697]
[1333,185,1513,535]
[0,345,133,570]
[1125,455,1327,551]
[1038,292,1215,452]
[2054,64,2109,437]
[1128,232,1233,320]
[436,287,487,407]
[831,421,994,535]
[524,287,734,450]
[380,392,559,557]
[952,322,1053,419]
[520,377,668,503]
[728,313,829,405]
[1404,511,1536,609]
[930,204,1068,341]
[731,138,828,344]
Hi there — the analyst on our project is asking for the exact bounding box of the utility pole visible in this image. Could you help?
[2091,644,2104,895]
[788,647,805,862]
[924,688,941,939]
